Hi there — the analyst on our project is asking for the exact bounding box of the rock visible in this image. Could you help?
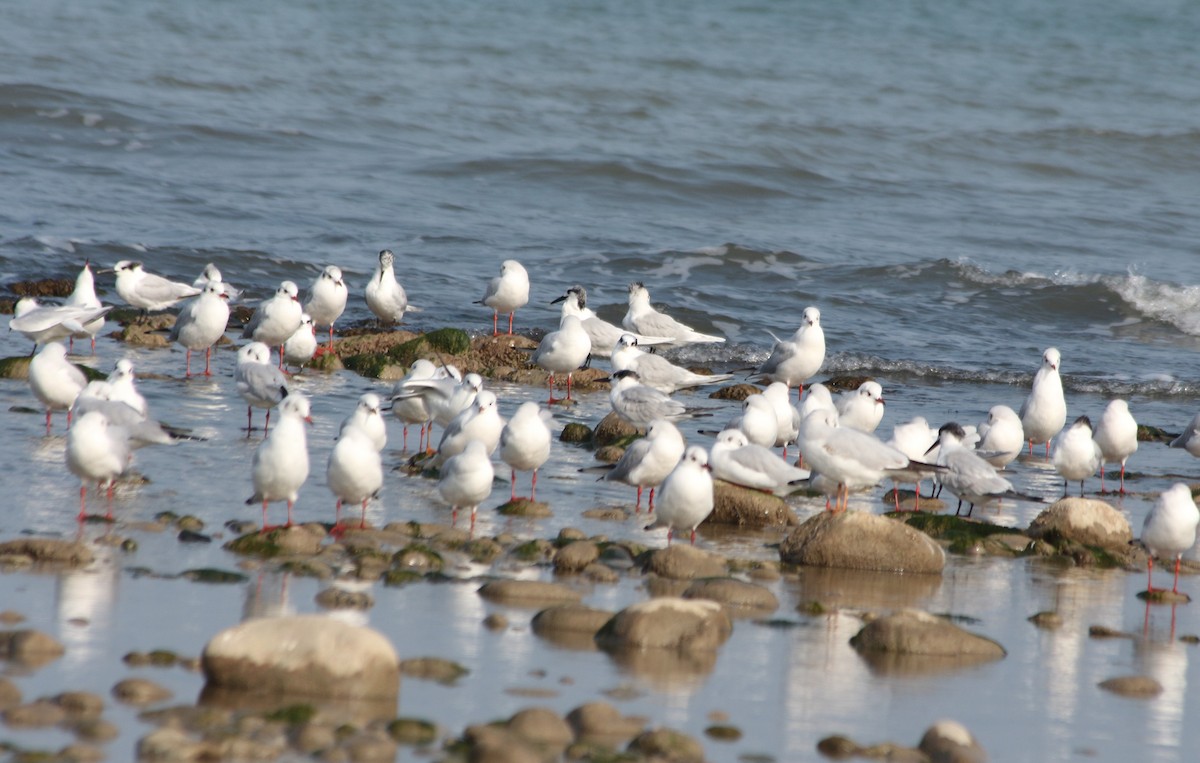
[59,743,106,763]
[816,734,862,757]
[3,699,67,727]
[392,544,444,573]
[707,480,799,527]
[114,314,175,346]
[0,356,32,381]
[0,629,66,667]
[919,720,987,762]
[1098,675,1163,698]
[112,678,174,706]
[708,383,761,401]
[137,726,215,761]
[201,615,399,701]
[0,678,20,711]
[462,724,544,763]
[554,541,600,574]
[53,691,105,719]
[595,598,732,654]
[641,545,728,580]
[0,538,95,567]
[497,498,553,517]
[532,604,614,649]
[594,411,639,446]
[582,507,629,521]
[849,610,1006,663]
[387,717,438,746]
[1088,625,1135,640]
[704,724,742,742]
[1027,497,1133,552]
[508,706,574,749]
[483,613,509,631]
[779,511,945,574]
[1027,611,1063,630]
[582,562,620,583]
[627,727,706,762]
[682,578,779,614]
[565,701,647,747]
[0,611,24,624]
[1137,589,1191,604]
[400,657,468,684]
[477,580,583,607]
[593,445,625,463]
[559,422,593,444]
[315,587,375,610]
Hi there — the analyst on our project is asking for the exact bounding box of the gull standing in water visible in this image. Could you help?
[1052,415,1101,497]
[610,333,731,393]
[338,393,387,452]
[1020,347,1066,457]
[65,261,106,354]
[499,402,553,501]
[365,250,411,324]
[304,265,347,351]
[437,439,494,532]
[477,259,529,336]
[608,370,708,430]
[327,424,383,531]
[927,422,1016,517]
[235,342,289,434]
[886,416,938,509]
[756,306,825,401]
[282,314,318,369]
[531,315,591,403]
[169,280,230,377]
[242,281,303,367]
[389,359,439,451]
[433,390,504,465]
[1140,483,1200,595]
[551,285,672,357]
[112,260,200,311]
[1093,399,1138,494]
[9,298,112,350]
[28,342,88,433]
[622,282,724,346]
[66,410,132,520]
[645,446,714,545]
[974,405,1024,469]
[247,393,312,530]
[592,418,685,511]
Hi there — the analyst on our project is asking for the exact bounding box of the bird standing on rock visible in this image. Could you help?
[304,265,348,351]
[645,446,714,545]
[247,393,312,530]
[365,250,411,325]
[610,333,732,394]
[477,259,529,336]
[756,306,825,401]
[112,260,200,312]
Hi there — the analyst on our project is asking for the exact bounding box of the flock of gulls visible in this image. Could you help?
[8,252,1200,594]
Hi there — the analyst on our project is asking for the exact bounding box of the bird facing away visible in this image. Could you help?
[551,285,673,356]
[437,439,494,532]
[247,393,312,530]
[610,333,732,394]
[1093,399,1138,494]
[499,401,554,501]
[112,260,200,311]
[1141,483,1200,595]
[1020,347,1066,457]
[645,446,714,545]
[304,265,348,350]
[756,306,825,400]
[365,250,411,324]
[531,315,592,403]
[65,261,106,354]
[974,405,1024,469]
[9,298,113,349]
[1170,413,1200,459]
[28,342,88,433]
[709,429,810,496]
[66,410,132,521]
[169,280,230,377]
[477,259,529,336]
[1052,415,1101,497]
[622,282,724,346]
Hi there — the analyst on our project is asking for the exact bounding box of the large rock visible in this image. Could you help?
[641,545,728,580]
[706,480,798,527]
[531,604,613,649]
[201,615,399,701]
[681,578,779,614]
[918,720,988,763]
[1027,497,1133,551]
[594,411,639,445]
[477,580,583,607]
[595,598,732,653]
[850,610,1006,663]
[0,539,95,567]
[565,702,647,747]
[779,511,945,574]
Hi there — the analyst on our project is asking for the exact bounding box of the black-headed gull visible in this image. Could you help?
[9,297,113,349]
[1093,399,1138,494]
[234,342,289,434]
[1052,415,1101,497]
[532,315,591,403]
[551,285,672,357]
[709,429,809,495]
[365,250,411,325]
[836,380,885,433]
[608,370,708,430]
[66,410,132,521]
[338,393,387,452]
[761,382,800,456]
[434,390,504,465]
[725,394,779,449]
[886,416,938,510]
[477,259,529,336]
[1169,414,1200,459]
[65,261,106,354]
[974,405,1024,469]
[304,265,348,350]
[645,446,714,545]
[610,333,731,394]
[103,359,147,417]
[437,439,494,531]
[28,342,88,433]
[193,263,242,302]
[1140,483,1200,595]
[327,423,383,531]
[499,401,553,501]
[622,282,724,346]
[247,393,312,529]
[242,281,303,366]
[756,306,825,400]
[1020,347,1066,457]
[282,314,318,369]
[595,418,685,511]
[112,260,200,311]
[169,280,230,377]
[389,359,439,451]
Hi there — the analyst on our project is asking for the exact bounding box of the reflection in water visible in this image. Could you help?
[1139,604,1187,751]
[242,571,295,620]
[787,566,942,612]
[56,538,120,671]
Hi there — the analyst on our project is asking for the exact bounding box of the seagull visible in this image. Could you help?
[193,263,242,302]
[709,429,810,496]
[389,359,439,451]
[28,342,88,433]
[282,314,318,369]
[1140,483,1200,595]
[499,402,553,501]
[531,315,591,403]
[836,380,885,433]
[798,383,837,422]
[1093,399,1138,494]
[927,422,1016,517]
[9,297,113,350]
[169,280,230,377]
[437,439,494,531]
[338,393,387,452]
[1169,413,1200,459]
[608,369,709,430]
[1020,347,1066,457]
[974,405,1024,469]
[327,424,383,531]
[103,359,148,417]
[392,369,483,447]
[610,333,732,394]
[886,416,938,509]
[241,281,303,366]
[1052,415,1101,497]
[65,261,105,354]
[304,265,348,350]
[247,393,312,530]
[761,382,801,455]
[551,285,673,357]
[756,306,825,401]
[593,418,685,511]
[645,446,714,545]
[622,282,724,346]
[477,259,529,336]
[66,410,132,521]
[365,250,411,324]
[112,260,200,311]
[71,383,177,449]
[433,390,504,465]
[234,342,289,434]
[724,394,779,449]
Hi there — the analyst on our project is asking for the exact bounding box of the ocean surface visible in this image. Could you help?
[3,1,1200,761]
